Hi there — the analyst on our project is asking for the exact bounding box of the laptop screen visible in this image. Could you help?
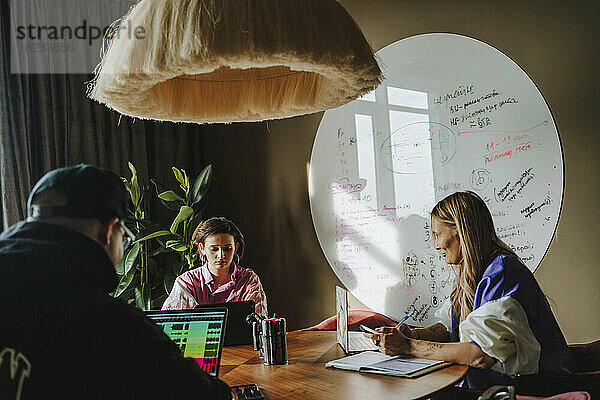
[195,300,255,346]
[336,285,349,351]
[145,308,227,377]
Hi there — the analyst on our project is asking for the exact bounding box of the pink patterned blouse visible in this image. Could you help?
[161,263,268,316]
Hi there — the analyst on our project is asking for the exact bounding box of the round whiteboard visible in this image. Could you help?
[308,33,564,327]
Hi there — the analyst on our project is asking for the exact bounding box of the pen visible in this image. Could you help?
[359,324,378,334]
[394,310,415,329]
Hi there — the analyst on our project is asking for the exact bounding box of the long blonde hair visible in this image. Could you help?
[431,191,519,322]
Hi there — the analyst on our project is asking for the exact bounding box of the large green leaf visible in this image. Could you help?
[114,243,139,275]
[166,240,188,252]
[188,206,207,237]
[123,242,141,276]
[172,167,185,186]
[128,162,141,208]
[134,284,151,311]
[113,265,136,297]
[134,223,166,239]
[182,169,189,190]
[158,190,184,202]
[134,186,146,217]
[191,165,212,205]
[118,286,135,301]
[151,179,181,211]
[170,206,194,234]
[185,213,204,241]
[134,229,175,243]
[114,252,126,276]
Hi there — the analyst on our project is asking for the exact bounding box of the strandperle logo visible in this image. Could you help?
[10,0,140,74]
[14,19,146,47]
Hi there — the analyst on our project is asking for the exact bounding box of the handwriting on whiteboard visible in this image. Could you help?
[328,177,366,195]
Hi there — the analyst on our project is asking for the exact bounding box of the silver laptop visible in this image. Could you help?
[336,286,379,354]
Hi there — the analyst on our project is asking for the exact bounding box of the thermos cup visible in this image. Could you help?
[261,317,288,365]
[251,321,264,358]
[246,312,264,357]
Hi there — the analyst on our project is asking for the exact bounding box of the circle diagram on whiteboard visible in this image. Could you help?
[308,33,564,326]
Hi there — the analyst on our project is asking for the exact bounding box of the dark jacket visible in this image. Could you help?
[0,221,231,399]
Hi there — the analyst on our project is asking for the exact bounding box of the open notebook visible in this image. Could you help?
[326,351,450,378]
[145,308,227,377]
[336,286,379,353]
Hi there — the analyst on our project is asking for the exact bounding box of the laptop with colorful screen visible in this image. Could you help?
[145,308,228,377]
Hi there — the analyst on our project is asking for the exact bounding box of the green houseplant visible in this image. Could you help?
[112,162,157,310]
[146,164,213,295]
[110,163,212,310]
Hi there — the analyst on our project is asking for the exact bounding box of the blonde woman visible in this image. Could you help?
[162,217,268,316]
[365,191,573,389]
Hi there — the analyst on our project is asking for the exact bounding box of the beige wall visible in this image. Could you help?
[257,0,599,343]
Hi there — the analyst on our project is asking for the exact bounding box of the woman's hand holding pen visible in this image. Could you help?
[396,324,420,339]
[363,324,417,356]
[375,326,413,356]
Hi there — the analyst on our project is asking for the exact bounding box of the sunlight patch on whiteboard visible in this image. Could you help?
[355,114,377,209]
[387,86,429,110]
[388,111,435,219]
[358,91,377,102]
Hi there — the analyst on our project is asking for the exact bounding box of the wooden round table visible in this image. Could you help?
[220,330,468,400]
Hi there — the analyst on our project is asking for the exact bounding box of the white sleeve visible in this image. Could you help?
[434,297,453,332]
[161,278,199,310]
[459,296,540,376]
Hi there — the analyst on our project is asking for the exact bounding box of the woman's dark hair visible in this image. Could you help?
[194,217,245,260]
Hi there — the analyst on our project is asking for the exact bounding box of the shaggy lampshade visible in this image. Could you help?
[87,0,382,124]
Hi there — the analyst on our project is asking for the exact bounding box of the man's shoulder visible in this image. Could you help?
[94,296,165,335]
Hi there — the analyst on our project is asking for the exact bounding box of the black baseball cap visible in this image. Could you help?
[27,164,128,222]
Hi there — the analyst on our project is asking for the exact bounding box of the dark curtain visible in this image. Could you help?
[0,0,212,230]
[0,0,272,320]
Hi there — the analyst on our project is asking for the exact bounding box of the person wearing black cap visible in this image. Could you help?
[0,164,231,399]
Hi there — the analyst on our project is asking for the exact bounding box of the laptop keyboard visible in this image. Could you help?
[348,333,379,351]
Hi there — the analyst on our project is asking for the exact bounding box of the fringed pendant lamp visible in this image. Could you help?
[87,0,382,124]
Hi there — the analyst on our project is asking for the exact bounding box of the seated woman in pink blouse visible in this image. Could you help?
[162,217,268,315]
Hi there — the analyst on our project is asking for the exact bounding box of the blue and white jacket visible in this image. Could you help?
[435,253,574,389]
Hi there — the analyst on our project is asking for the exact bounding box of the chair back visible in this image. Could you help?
[569,340,600,372]
[512,339,600,398]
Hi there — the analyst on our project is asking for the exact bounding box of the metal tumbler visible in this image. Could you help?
[251,321,264,358]
[261,318,288,365]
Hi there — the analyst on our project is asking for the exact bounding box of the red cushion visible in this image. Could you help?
[517,391,591,400]
[569,340,600,372]
[301,310,397,331]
